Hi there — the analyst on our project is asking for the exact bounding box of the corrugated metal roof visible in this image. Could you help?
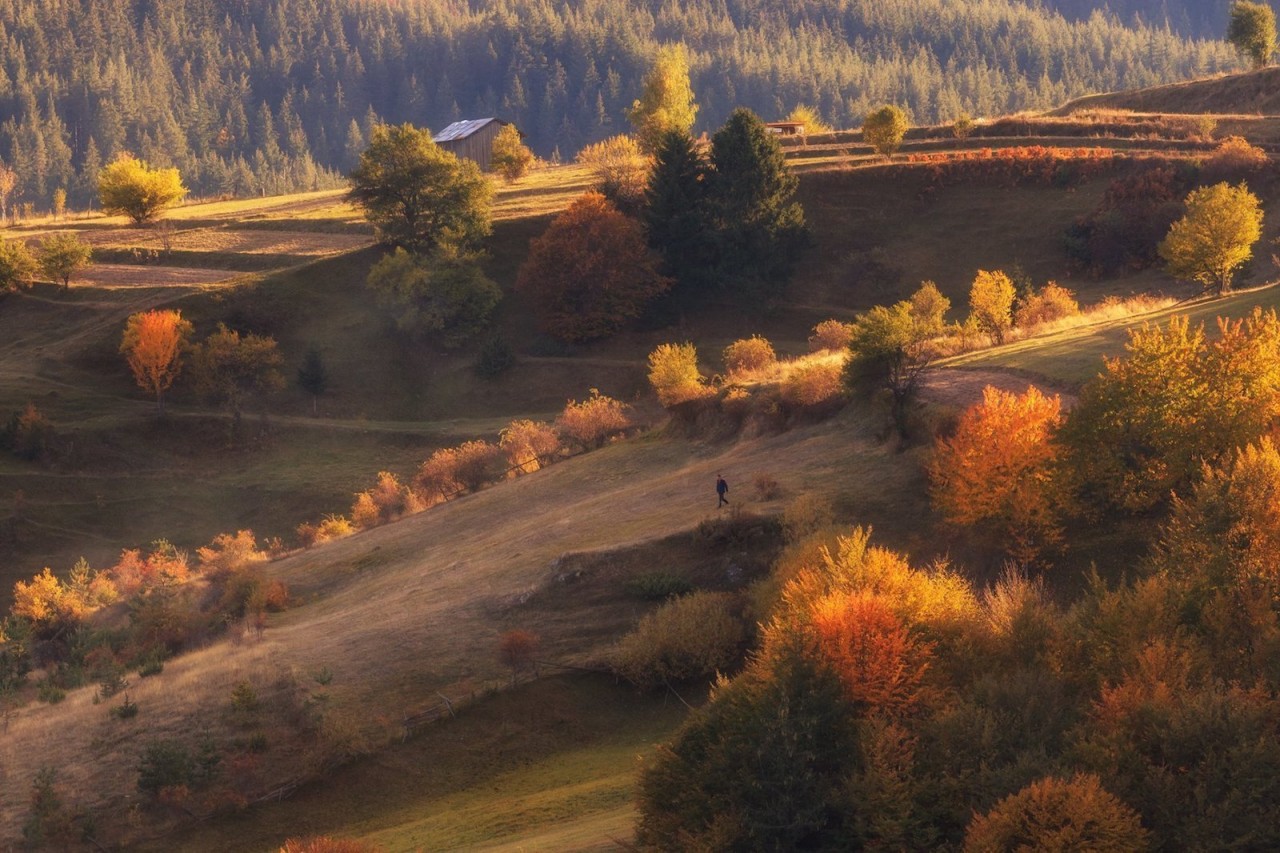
[433,118,502,143]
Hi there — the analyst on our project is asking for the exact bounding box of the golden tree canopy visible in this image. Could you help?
[627,44,698,153]
[120,309,193,412]
[1159,181,1263,295]
[98,154,187,224]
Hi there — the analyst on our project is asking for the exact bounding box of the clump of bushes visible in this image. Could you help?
[613,591,746,689]
[351,471,423,530]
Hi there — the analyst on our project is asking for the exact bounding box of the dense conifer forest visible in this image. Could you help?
[0,0,1241,209]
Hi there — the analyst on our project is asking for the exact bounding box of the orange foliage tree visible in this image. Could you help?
[515,192,671,342]
[121,309,193,413]
[807,591,930,715]
[499,419,561,474]
[929,385,1064,561]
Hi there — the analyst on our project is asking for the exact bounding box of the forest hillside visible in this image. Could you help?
[0,0,1241,209]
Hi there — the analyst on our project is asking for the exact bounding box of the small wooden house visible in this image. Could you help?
[433,118,517,171]
[765,121,805,137]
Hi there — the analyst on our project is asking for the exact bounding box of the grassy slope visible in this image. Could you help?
[0,403,929,844]
[159,674,692,852]
[946,284,1280,386]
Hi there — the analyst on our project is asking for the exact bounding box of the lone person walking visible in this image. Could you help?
[716,474,729,508]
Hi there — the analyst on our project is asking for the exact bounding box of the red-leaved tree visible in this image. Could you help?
[515,191,670,342]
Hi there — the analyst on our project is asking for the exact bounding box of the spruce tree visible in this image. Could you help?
[707,108,808,302]
[644,129,716,300]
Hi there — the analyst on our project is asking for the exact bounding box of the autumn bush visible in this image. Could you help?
[517,192,670,342]
[1014,282,1079,329]
[414,441,503,499]
[197,530,268,577]
[808,319,855,353]
[781,493,835,543]
[1204,135,1270,180]
[613,591,746,689]
[556,390,631,450]
[1,403,56,461]
[910,145,1115,189]
[647,342,709,408]
[499,419,561,474]
[963,774,1149,852]
[723,335,777,376]
[1065,164,1189,276]
[498,629,540,682]
[1061,310,1280,514]
[781,361,844,409]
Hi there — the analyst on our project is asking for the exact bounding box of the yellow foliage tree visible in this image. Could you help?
[1159,181,1263,295]
[785,104,833,136]
[862,105,909,159]
[98,153,187,224]
[627,44,698,153]
[490,123,534,183]
[121,309,193,413]
[968,269,1016,344]
[929,385,1064,561]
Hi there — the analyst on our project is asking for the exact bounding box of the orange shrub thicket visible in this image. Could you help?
[298,515,355,546]
[500,419,561,474]
[414,441,503,499]
[929,385,1064,560]
[110,542,193,597]
[557,390,632,450]
[723,335,777,376]
[498,629,541,676]
[197,530,268,576]
[809,319,856,353]
[515,191,671,342]
[909,145,1115,189]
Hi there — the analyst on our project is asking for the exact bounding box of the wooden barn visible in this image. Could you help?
[433,118,518,171]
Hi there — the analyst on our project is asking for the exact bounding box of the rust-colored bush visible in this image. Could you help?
[963,774,1149,852]
[498,629,541,677]
[197,530,267,577]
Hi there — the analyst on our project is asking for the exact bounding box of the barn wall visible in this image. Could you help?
[439,123,503,171]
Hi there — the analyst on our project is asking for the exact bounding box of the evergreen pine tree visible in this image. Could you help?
[707,108,808,302]
[644,129,716,301]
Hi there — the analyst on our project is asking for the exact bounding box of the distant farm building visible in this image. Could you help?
[433,118,519,171]
[765,121,805,136]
